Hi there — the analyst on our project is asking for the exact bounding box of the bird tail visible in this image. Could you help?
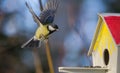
[21,37,41,48]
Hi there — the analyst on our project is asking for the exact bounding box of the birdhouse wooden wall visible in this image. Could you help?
[88,14,119,73]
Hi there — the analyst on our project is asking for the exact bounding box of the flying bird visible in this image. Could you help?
[21,0,59,48]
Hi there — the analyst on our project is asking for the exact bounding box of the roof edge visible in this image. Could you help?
[98,13,120,17]
[87,14,104,56]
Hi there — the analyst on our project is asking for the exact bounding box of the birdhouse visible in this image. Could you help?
[88,13,120,73]
[59,13,120,73]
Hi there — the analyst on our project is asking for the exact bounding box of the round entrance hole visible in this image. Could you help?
[103,49,109,65]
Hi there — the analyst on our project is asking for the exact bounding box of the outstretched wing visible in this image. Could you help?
[39,0,43,11]
[26,2,42,26]
[39,0,59,24]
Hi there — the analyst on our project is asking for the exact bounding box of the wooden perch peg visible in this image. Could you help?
[45,39,54,73]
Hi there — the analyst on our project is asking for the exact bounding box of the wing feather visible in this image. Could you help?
[39,0,59,24]
[39,0,43,11]
[26,2,42,26]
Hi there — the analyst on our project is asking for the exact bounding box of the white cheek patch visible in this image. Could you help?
[49,26,55,31]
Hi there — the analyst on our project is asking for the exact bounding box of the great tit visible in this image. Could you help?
[21,0,59,48]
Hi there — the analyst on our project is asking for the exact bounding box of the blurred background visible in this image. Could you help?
[0,0,120,73]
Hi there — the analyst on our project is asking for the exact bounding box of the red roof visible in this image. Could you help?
[104,16,120,45]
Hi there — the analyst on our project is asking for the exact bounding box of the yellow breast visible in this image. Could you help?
[35,25,49,40]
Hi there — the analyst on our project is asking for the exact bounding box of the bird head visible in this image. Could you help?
[48,24,58,32]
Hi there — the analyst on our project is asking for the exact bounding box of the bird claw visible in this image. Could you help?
[40,34,45,40]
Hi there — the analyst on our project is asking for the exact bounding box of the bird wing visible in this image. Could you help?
[39,0,43,11]
[26,2,42,26]
[39,0,59,24]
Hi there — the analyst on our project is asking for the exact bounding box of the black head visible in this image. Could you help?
[52,24,59,30]
[48,24,59,32]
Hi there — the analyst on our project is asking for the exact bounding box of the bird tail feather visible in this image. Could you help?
[21,37,41,48]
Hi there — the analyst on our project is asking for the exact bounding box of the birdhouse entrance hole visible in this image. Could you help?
[103,49,109,65]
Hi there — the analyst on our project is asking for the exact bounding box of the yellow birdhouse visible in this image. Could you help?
[59,13,120,73]
[88,13,120,73]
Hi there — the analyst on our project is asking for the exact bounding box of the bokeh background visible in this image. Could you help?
[0,0,120,73]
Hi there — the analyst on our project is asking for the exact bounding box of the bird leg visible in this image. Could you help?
[40,34,45,40]
[38,34,45,47]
